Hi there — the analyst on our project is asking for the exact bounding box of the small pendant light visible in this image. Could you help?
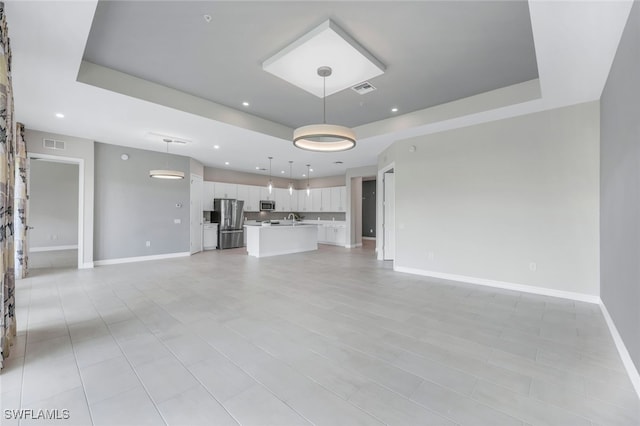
[267,156,273,194]
[288,161,294,195]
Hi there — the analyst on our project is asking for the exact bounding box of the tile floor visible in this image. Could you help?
[1,243,638,425]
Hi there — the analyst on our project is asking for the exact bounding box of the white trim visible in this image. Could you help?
[345,243,363,248]
[362,236,376,241]
[377,162,395,261]
[94,252,190,266]
[393,265,601,304]
[599,302,640,399]
[80,262,94,269]
[30,245,78,252]
[27,152,86,269]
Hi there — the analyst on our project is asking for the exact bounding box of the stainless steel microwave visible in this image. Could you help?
[260,200,276,211]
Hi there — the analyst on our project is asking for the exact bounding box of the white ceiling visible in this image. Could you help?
[5,1,634,179]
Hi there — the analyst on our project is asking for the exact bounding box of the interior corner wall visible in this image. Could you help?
[24,129,94,267]
[392,101,600,297]
[29,160,78,248]
[600,0,640,372]
[94,142,190,261]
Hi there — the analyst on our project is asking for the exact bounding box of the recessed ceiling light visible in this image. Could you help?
[224,161,230,165]
[242,101,250,107]
[255,166,260,170]
[309,168,314,172]
[281,170,285,174]
[302,174,306,177]
[213,145,220,149]
[55,113,64,118]
[391,107,398,113]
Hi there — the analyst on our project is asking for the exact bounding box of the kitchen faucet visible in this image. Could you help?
[287,213,296,221]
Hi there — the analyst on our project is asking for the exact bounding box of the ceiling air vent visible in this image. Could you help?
[351,81,376,95]
[43,138,65,150]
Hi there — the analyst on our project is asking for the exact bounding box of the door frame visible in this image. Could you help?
[26,152,84,269]
[190,173,203,254]
[376,162,395,261]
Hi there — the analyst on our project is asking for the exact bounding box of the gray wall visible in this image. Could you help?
[388,101,600,296]
[600,1,640,371]
[362,180,376,237]
[29,160,79,248]
[25,129,95,267]
[94,142,190,260]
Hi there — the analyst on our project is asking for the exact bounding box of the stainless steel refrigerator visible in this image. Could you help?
[213,198,245,249]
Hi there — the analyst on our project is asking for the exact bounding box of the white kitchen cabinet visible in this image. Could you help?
[203,223,218,250]
[214,182,237,199]
[260,186,274,201]
[317,224,326,242]
[297,190,311,212]
[330,186,347,212]
[311,188,322,212]
[202,181,215,210]
[334,225,346,245]
[321,188,331,212]
[236,184,262,212]
[318,224,346,246]
[275,188,289,212]
[289,190,298,212]
[248,186,262,212]
[236,184,249,208]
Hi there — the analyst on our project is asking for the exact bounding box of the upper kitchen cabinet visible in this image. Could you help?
[214,182,237,199]
[260,186,274,201]
[237,184,263,212]
[203,181,215,210]
[311,188,323,212]
[275,188,290,212]
[297,190,311,212]
[330,186,347,212]
[321,188,331,212]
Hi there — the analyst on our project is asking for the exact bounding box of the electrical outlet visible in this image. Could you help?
[427,251,435,261]
[146,241,151,247]
[174,219,181,224]
[529,262,537,272]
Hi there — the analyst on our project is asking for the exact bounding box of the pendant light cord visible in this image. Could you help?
[323,75,326,124]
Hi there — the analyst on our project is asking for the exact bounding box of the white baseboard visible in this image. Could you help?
[345,243,363,248]
[393,265,601,304]
[94,252,190,266]
[599,302,640,399]
[30,245,78,253]
[80,262,94,269]
[362,237,376,241]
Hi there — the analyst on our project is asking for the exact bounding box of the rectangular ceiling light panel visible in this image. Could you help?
[263,20,385,98]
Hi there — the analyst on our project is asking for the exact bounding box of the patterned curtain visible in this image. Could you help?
[0,1,16,369]
[14,122,26,279]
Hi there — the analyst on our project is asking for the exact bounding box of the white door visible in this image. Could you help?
[190,174,203,254]
[383,171,395,261]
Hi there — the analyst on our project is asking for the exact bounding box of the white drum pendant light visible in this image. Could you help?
[293,66,356,152]
[150,139,185,179]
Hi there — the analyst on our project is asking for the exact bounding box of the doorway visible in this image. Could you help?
[382,169,395,261]
[27,156,81,269]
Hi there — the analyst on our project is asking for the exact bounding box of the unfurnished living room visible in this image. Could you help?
[0,1,639,425]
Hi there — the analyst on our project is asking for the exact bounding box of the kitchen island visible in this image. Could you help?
[245,222,318,258]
